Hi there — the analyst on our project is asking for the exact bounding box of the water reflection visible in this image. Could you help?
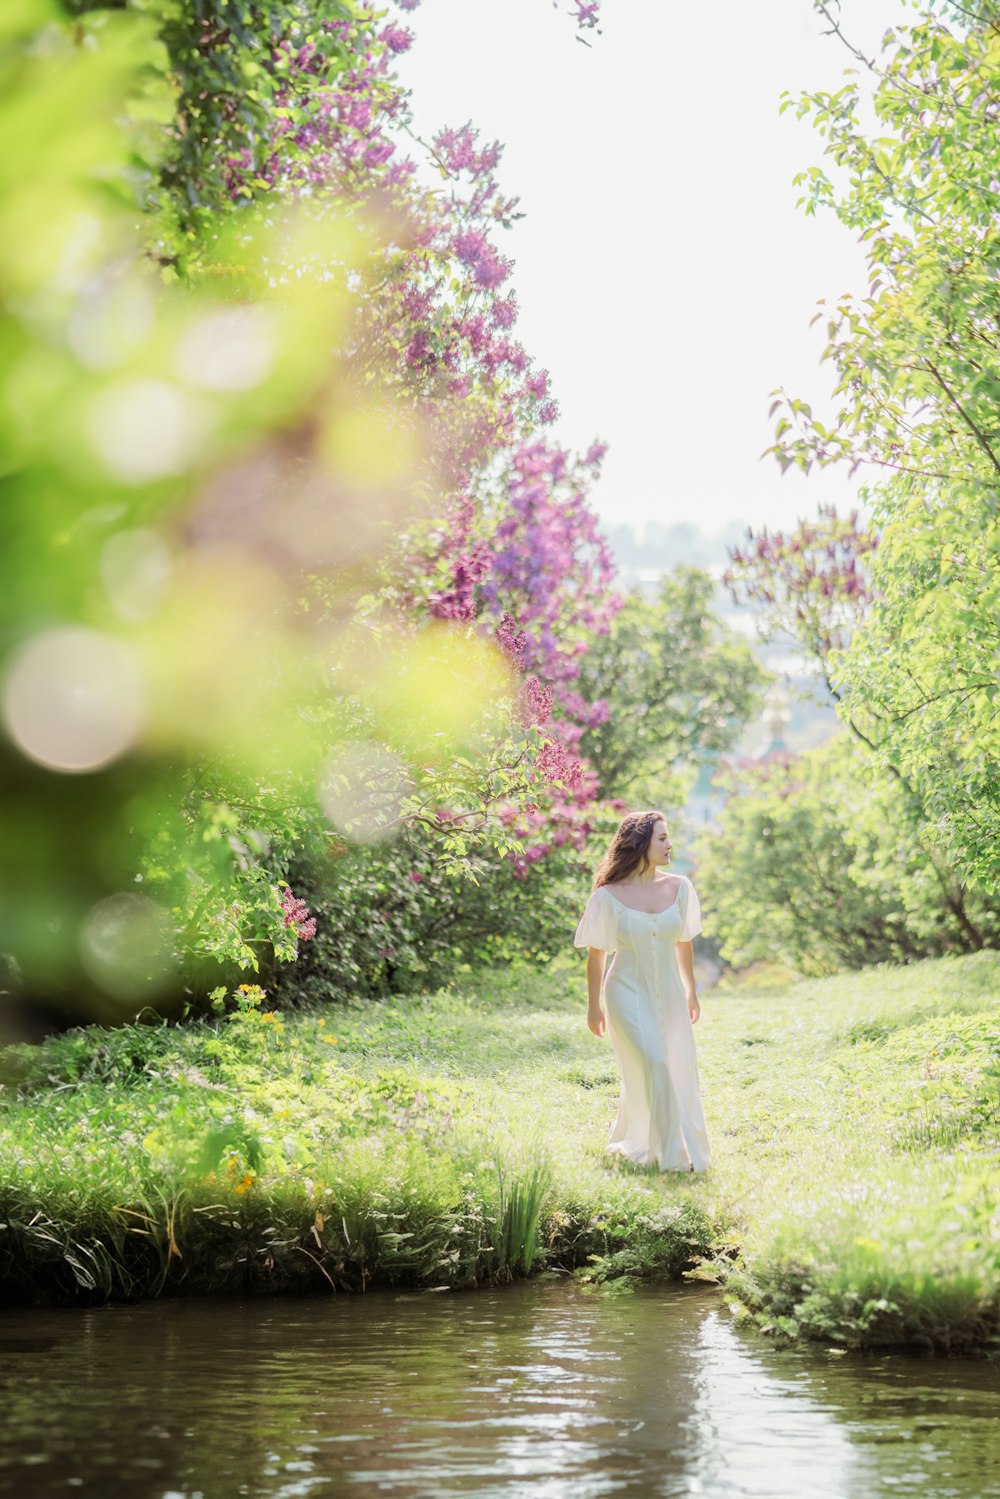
[0,1277,997,1498]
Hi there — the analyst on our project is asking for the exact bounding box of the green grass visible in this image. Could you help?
[0,950,998,1353]
[702,950,1000,1353]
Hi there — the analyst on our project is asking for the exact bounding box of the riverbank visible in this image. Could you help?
[1,951,997,1352]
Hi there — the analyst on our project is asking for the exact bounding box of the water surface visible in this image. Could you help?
[1,1275,998,1498]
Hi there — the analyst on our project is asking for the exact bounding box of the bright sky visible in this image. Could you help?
[398,0,911,540]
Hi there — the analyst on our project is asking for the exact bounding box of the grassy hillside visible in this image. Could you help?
[0,950,997,1352]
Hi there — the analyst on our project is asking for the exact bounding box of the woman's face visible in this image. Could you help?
[648,820,672,866]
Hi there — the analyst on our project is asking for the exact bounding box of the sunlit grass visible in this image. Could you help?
[0,948,997,1351]
[699,951,1000,1351]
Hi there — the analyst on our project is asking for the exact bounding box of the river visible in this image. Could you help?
[1,1275,998,1497]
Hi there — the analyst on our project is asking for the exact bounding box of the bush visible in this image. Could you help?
[271,823,608,1006]
[697,731,1000,977]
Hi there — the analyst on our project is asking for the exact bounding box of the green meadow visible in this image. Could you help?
[1,950,997,1354]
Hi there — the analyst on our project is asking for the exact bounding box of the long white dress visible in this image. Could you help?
[574,877,711,1173]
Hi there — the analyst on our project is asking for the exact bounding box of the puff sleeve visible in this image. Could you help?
[573,886,617,952]
[677,877,702,942]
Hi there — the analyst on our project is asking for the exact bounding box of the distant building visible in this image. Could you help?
[753,683,792,761]
[685,750,727,834]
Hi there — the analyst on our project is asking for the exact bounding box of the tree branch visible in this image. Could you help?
[924,359,1000,475]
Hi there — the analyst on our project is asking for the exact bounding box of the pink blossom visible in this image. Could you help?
[491,295,518,329]
[458,313,488,352]
[521,675,553,726]
[281,888,317,942]
[434,124,502,178]
[346,99,372,130]
[379,24,414,53]
[472,246,513,289]
[452,228,488,264]
[406,331,434,369]
[364,140,396,168]
[385,159,417,187]
[494,612,527,669]
[231,10,623,872]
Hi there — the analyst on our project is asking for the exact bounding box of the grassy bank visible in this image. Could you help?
[706,952,1000,1353]
[1,951,998,1353]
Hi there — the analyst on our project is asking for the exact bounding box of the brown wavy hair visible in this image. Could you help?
[592,810,668,890]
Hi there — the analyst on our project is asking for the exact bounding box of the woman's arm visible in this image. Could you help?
[676,939,701,1024]
[586,948,607,1036]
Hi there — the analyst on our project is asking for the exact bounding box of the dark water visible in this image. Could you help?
[1,1275,998,1499]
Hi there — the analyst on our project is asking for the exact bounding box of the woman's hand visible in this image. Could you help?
[587,1002,606,1038]
[687,994,701,1025]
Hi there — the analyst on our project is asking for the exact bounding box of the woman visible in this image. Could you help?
[574,810,710,1174]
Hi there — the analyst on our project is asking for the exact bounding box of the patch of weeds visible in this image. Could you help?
[557,1061,618,1089]
[845,1023,892,1045]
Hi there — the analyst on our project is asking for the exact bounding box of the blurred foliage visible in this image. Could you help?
[2,0,758,1030]
[0,2,545,1023]
[697,732,1000,977]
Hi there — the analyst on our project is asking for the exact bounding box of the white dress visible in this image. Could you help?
[574,877,711,1173]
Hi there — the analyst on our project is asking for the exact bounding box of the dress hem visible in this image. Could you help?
[605,1141,709,1174]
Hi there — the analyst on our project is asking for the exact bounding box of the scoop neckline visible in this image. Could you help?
[602,880,682,916]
